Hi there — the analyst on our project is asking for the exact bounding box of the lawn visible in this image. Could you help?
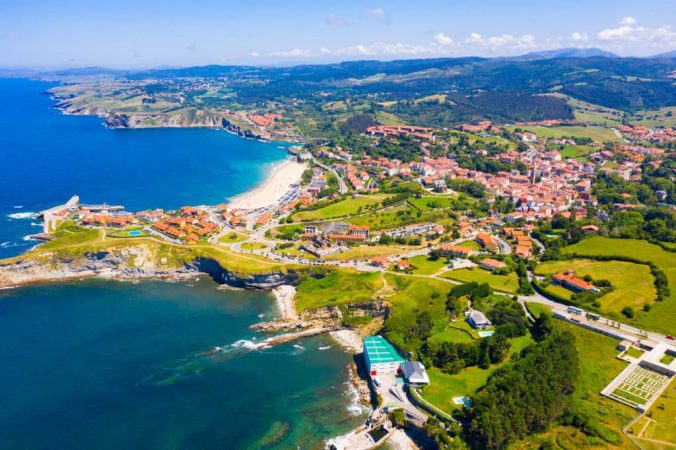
[409,255,448,275]
[240,242,267,251]
[292,194,392,221]
[218,232,247,243]
[382,274,453,354]
[408,196,455,211]
[294,269,383,311]
[37,228,103,251]
[458,240,480,250]
[346,204,451,231]
[536,259,656,317]
[323,245,403,262]
[634,379,676,446]
[441,268,520,294]
[562,237,676,334]
[427,327,474,344]
[624,346,644,359]
[511,125,621,143]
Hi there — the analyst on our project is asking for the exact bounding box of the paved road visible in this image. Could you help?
[310,155,348,194]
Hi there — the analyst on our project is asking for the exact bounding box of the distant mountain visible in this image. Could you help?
[516,48,618,60]
[651,50,676,58]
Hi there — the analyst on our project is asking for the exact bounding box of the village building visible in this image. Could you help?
[475,232,499,252]
[438,244,474,258]
[467,310,492,330]
[363,335,405,378]
[401,361,430,385]
[480,258,506,272]
[552,270,599,293]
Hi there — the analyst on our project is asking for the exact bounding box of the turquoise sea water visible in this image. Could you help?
[0,78,290,259]
[0,280,363,449]
[0,78,364,448]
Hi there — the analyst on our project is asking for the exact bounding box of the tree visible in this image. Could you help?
[531,313,554,342]
[467,331,579,449]
[621,306,634,319]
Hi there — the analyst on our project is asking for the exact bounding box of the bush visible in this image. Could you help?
[621,306,634,318]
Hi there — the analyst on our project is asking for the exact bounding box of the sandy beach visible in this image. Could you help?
[229,159,306,210]
[272,284,298,321]
[329,329,364,354]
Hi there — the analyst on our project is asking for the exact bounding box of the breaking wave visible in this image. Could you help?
[7,212,35,219]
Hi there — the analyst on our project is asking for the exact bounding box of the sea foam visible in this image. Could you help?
[7,212,35,219]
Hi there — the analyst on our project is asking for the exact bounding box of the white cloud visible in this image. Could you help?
[620,16,637,26]
[320,47,331,54]
[364,7,385,18]
[434,32,454,46]
[571,32,588,42]
[598,22,676,47]
[331,42,434,56]
[464,32,537,51]
[268,48,311,58]
[250,51,260,57]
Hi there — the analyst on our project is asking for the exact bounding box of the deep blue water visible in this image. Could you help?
[0,280,362,449]
[0,78,290,258]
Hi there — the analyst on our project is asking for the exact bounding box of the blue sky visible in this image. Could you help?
[1,0,675,68]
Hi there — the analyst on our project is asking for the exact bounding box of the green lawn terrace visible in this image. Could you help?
[561,237,676,335]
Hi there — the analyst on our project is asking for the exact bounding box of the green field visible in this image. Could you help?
[557,144,595,160]
[240,242,267,251]
[323,245,403,262]
[427,327,474,344]
[511,125,621,143]
[631,379,676,447]
[562,237,676,334]
[458,240,480,250]
[408,196,455,211]
[441,268,520,294]
[292,195,392,221]
[383,275,453,354]
[218,232,247,243]
[536,259,656,317]
[409,255,448,275]
[294,270,383,311]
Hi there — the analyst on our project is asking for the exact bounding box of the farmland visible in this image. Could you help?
[535,259,656,318]
[441,268,520,294]
[562,237,676,334]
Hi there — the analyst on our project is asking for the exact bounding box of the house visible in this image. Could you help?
[475,232,499,252]
[553,270,599,293]
[401,361,430,385]
[363,335,405,377]
[396,259,411,271]
[581,224,599,233]
[480,258,506,272]
[370,256,390,268]
[467,310,492,329]
[438,244,474,258]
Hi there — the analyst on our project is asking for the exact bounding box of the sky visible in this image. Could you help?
[1,0,675,69]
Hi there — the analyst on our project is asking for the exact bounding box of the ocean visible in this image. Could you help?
[0,78,365,448]
[0,78,291,259]
[0,280,364,449]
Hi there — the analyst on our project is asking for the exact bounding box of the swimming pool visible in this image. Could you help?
[128,230,142,237]
[478,330,495,338]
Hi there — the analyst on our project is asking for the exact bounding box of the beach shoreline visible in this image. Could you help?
[228,158,306,210]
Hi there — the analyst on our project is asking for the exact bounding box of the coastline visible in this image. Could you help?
[228,158,306,210]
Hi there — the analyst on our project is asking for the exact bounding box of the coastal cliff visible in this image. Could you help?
[0,244,295,290]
